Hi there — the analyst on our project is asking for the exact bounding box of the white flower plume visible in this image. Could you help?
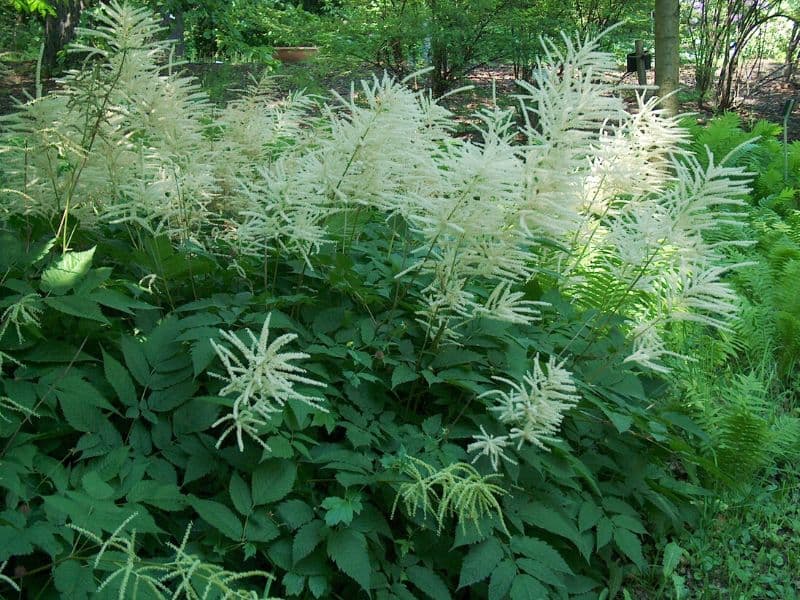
[481,355,580,451]
[210,314,326,452]
[467,425,517,472]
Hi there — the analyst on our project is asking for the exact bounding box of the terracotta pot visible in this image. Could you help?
[273,46,319,63]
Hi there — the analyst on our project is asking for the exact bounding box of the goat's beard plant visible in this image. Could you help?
[0,1,754,597]
[0,2,750,374]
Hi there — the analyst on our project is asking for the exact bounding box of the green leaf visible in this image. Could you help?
[359,319,375,345]
[41,247,95,295]
[252,459,297,505]
[0,526,34,560]
[510,574,548,599]
[406,565,451,600]
[308,574,328,599]
[458,537,504,588]
[243,512,280,543]
[517,502,581,546]
[604,410,633,434]
[662,542,684,578]
[613,528,645,570]
[278,499,314,530]
[611,514,646,534]
[173,399,220,435]
[190,338,217,376]
[321,494,363,527]
[510,537,571,574]
[293,519,325,563]
[81,471,114,500]
[578,500,603,532]
[326,528,371,592]
[121,336,151,386]
[391,364,418,389]
[90,288,154,314]
[44,295,109,323]
[54,559,95,599]
[189,497,243,541]
[127,480,185,511]
[596,517,613,550]
[488,559,517,600]
[102,349,138,408]
[283,572,305,596]
[229,473,253,516]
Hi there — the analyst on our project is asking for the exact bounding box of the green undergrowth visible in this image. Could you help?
[0,3,794,599]
[629,113,800,600]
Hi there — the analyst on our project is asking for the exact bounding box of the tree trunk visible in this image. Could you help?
[430,37,449,97]
[785,22,800,84]
[43,0,87,76]
[654,0,681,115]
[161,5,185,58]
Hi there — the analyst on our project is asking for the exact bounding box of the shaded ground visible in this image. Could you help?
[3,57,800,136]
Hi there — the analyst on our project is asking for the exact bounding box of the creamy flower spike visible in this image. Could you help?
[467,425,517,472]
[481,355,580,451]
[210,314,326,452]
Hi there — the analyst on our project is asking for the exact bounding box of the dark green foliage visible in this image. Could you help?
[0,208,710,597]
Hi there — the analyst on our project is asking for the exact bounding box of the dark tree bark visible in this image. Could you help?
[161,4,185,57]
[42,0,88,76]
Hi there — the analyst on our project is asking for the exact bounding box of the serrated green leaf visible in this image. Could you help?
[121,336,151,386]
[278,499,314,530]
[41,247,95,295]
[516,558,565,589]
[229,473,253,516]
[510,573,548,599]
[578,500,603,532]
[244,512,280,543]
[391,364,417,389]
[518,502,581,546]
[308,574,328,599]
[102,349,138,408]
[172,399,220,435]
[0,526,34,560]
[327,528,371,592]
[597,517,613,550]
[283,572,305,596]
[662,542,684,578]
[44,295,109,323]
[611,514,646,534]
[604,410,633,434]
[81,471,114,500]
[613,528,645,570]
[189,497,243,541]
[54,559,95,599]
[406,565,451,600]
[488,559,516,600]
[143,316,182,365]
[458,537,504,588]
[147,379,196,411]
[127,480,185,511]
[293,519,325,563]
[90,288,154,314]
[190,338,217,376]
[252,459,296,505]
[321,494,362,527]
[266,435,294,458]
[510,537,571,574]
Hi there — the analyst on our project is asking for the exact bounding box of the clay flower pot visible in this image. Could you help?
[273,46,319,63]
